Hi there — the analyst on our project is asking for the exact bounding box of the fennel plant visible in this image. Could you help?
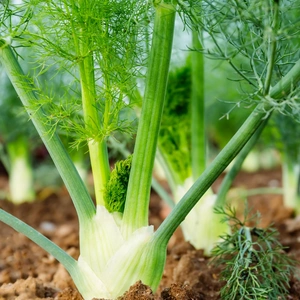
[157,59,229,254]
[154,0,300,254]
[1,0,300,299]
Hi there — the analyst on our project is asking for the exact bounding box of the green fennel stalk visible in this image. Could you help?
[122,2,176,237]
[79,53,110,206]
[70,2,110,205]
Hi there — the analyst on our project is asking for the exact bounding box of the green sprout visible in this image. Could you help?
[211,206,296,300]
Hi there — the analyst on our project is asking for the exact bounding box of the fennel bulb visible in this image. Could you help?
[174,178,229,254]
[74,205,156,299]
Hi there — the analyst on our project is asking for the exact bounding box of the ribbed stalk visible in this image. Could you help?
[122,2,176,238]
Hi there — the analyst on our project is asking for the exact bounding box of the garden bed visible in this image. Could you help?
[1,168,300,299]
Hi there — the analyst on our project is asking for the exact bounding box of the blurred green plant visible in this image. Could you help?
[0,72,37,203]
[156,0,300,254]
[274,114,300,213]
[157,58,229,254]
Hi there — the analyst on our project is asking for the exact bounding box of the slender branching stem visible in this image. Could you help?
[79,54,110,206]
[122,2,176,238]
[214,1,281,208]
[0,40,96,224]
[264,1,279,95]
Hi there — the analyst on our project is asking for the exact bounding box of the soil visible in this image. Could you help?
[1,168,300,299]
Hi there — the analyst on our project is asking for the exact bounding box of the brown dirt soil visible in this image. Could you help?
[1,168,300,299]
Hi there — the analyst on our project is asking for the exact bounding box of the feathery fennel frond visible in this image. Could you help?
[212,206,296,300]
[104,155,133,213]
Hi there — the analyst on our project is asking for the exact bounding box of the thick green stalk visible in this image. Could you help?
[122,2,176,237]
[76,31,110,206]
[0,40,95,224]
[154,58,300,246]
[215,118,269,207]
[191,29,205,179]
